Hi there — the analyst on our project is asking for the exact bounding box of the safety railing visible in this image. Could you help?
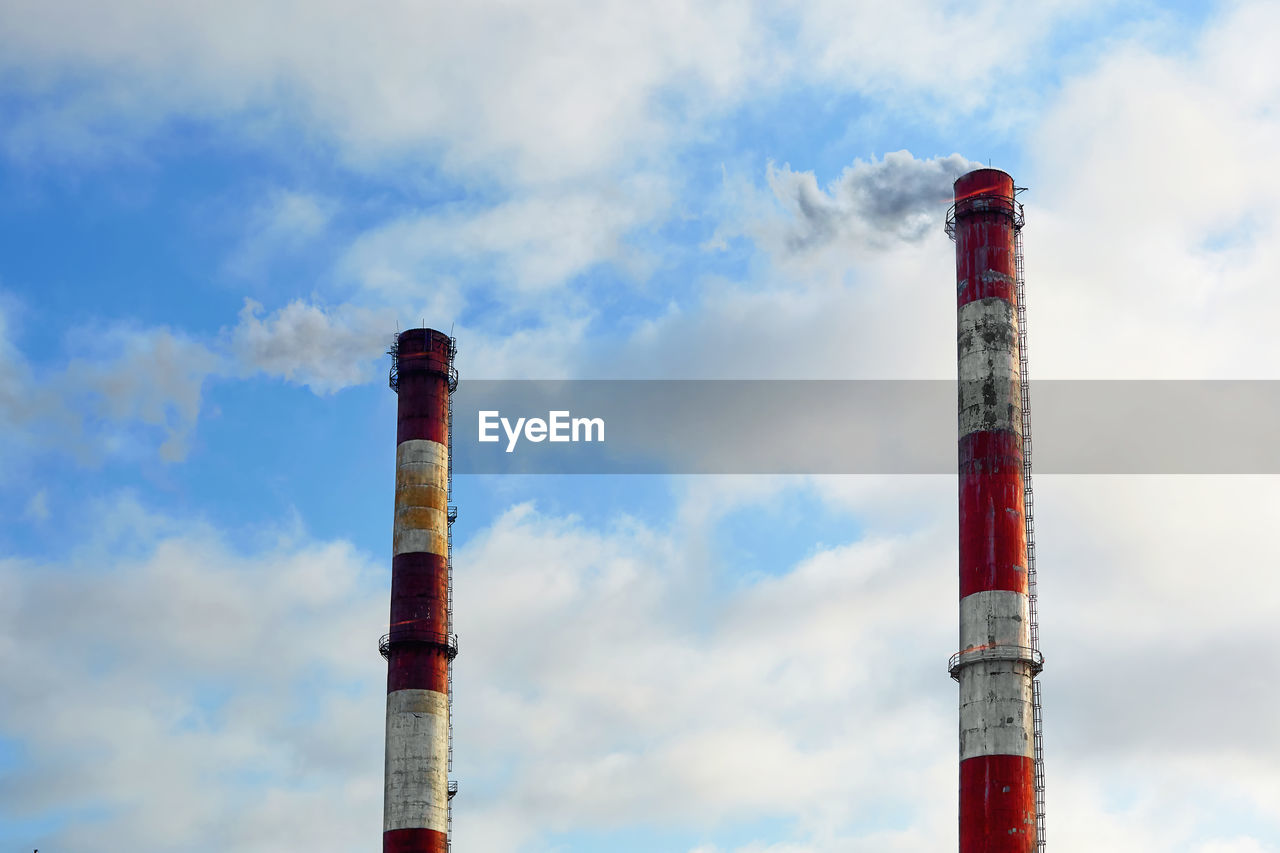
[388,336,400,391]
[378,629,460,660]
[386,335,459,392]
[948,644,1043,680]
[944,194,1025,241]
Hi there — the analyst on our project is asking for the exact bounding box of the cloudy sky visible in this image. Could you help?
[2,1,1279,851]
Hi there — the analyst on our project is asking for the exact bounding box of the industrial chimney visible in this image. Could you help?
[946,169,1046,852]
[381,328,459,853]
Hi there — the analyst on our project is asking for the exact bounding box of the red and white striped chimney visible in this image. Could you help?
[382,328,458,853]
[948,169,1041,852]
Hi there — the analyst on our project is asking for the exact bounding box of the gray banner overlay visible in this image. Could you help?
[450,381,1280,474]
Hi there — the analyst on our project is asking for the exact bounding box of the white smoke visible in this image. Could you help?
[767,150,981,252]
[230,298,396,394]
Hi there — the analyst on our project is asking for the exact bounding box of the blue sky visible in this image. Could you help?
[3,1,1280,851]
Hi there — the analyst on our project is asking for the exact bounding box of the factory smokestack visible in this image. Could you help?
[381,328,459,853]
[946,169,1045,852]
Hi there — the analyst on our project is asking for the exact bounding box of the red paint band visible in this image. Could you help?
[384,827,449,853]
[959,753,1036,853]
[955,218,1017,307]
[390,552,450,634]
[396,372,449,445]
[955,168,1014,201]
[388,552,451,693]
[954,170,1018,309]
[387,646,451,694]
[395,328,454,444]
[959,430,1026,597]
[397,329,454,373]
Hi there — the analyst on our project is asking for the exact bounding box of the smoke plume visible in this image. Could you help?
[768,150,981,252]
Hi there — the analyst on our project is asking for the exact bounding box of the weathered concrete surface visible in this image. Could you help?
[959,589,1030,653]
[394,437,449,557]
[959,660,1036,760]
[958,296,1022,437]
[384,688,450,833]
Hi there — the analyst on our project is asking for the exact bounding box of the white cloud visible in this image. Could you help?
[590,256,955,380]
[557,149,981,381]
[258,189,333,242]
[22,488,49,521]
[448,316,593,380]
[3,475,1279,851]
[227,188,336,278]
[1025,0,1280,379]
[0,305,223,469]
[7,5,1280,850]
[0,298,30,432]
[1,291,407,472]
[0,0,1106,186]
[1036,477,1280,752]
[0,496,387,852]
[638,0,1280,386]
[1015,475,1280,852]
[342,175,671,301]
[447,475,1280,851]
[61,326,223,461]
[448,494,958,850]
[790,0,1097,113]
[1198,841,1275,853]
[0,0,762,184]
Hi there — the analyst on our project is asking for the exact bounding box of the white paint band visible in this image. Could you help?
[394,439,448,557]
[958,296,1018,358]
[958,660,1035,760]
[959,589,1030,653]
[393,510,448,557]
[397,439,448,493]
[958,297,1022,437]
[384,688,450,833]
[957,591,1035,760]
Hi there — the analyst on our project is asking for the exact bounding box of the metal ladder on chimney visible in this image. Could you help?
[1016,224,1047,853]
[446,338,459,852]
[447,370,455,777]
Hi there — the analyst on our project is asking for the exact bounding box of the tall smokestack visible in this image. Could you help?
[381,328,458,853]
[946,169,1044,852]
